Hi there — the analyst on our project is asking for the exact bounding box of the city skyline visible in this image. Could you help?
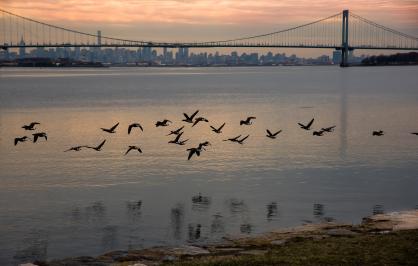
[2,0,418,57]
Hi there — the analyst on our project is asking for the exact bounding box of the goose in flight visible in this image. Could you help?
[22,122,40,130]
[298,118,314,130]
[237,135,250,144]
[183,110,199,123]
[372,130,384,136]
[128,123,143,134]
[223,135,242,142]
[240,117,256,125]
[266,129,282,139]
[155,119,172,127]
[192,117,209,127]
[64,145,87,152]
[14,136,30,146]
[169,132,187,145]
[313,130,324,136]
[321,126,336,132]
[125,145,142,155]
[86,140,106,151]
[210,123,225,134]
[167,126,185,136]
[101,122,119,133]
[411,133,418,135]
[32,132,47,143]
[198,141,211,150]
[187,147,201,160]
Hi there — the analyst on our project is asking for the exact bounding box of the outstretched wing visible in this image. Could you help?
[306,118,314,128]
[96,140,106,150]
[33,135,39,143]
[298,123,305,128]
[192,119,199,127]
[125,146,134,155]
[110,122,119,131]
[183,113,190,120]
[266,129,272,136]
[128,124,134,134]
[188,149,195,160]
[14,138,19,146]
[218,123,226,131]
[174,132,183,142]
[190,110,199,120]
[239,135,250,142]
[273,130,282,136]
[30,122,40,127]
[210,126,216,131]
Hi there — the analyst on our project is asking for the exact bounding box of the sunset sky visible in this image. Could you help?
[2,0,418,56]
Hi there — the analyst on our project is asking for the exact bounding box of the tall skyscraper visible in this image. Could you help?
[19,37,25,59]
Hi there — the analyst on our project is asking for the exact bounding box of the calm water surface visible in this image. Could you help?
[1,66,417,265]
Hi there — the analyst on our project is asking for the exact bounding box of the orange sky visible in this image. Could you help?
[1,0,418,55]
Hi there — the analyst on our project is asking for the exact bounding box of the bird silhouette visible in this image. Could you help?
[155,119,172,127]
[411,132,418,136]
[192,117,209,127]
[223,135,242,142]
[372,130,384,136]
[266,129,282,139]
[101,122,119,133]
[298,118,314,130]
[86,140,106,151]
[240,117,256,125]
[187,147,201,160]
[210,123,225,134]
[313,130,325,136]
[64,145,88,152]
[168,132,188,145]
[183,110,199,123]
[32,132,47,143]
[321,126,336,132]
[128,123,143,134]
[125,145,142,155]
[198,141,211,150]
[167,126,184,136]
[14,136,30,146]
[237,135,250,144]
[22,122,40,130]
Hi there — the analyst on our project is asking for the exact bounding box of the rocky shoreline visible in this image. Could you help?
[23,210,418,266]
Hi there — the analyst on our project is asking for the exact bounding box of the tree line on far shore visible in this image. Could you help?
[361,52,418,66]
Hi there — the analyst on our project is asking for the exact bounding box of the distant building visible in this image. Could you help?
[19,37,25,59]
[332,50,342,64]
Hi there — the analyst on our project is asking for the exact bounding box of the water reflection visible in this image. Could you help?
[227,198,248,215]
[372,204,385,215]
[85,201,106,223]
[313,203,325,219]
[240,223,253,234]
[101,225,119,251]
[13,230,48,265]
[266,202,278,221]
[170,204,185,240]
[210,213,225,235]
[191,193,211,212]
[188,223,202,242]
[126,200,142,221]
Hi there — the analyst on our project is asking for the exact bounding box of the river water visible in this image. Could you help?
[1,66,417,265]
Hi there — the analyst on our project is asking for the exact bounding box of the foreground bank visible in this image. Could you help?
[24,210,418,266]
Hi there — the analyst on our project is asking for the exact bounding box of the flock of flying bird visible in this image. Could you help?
[14,110,418,160]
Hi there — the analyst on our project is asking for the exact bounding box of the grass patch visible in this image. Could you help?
[165,229,418,266]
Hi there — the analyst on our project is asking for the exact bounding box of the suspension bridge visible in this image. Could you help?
[1,9,417,66]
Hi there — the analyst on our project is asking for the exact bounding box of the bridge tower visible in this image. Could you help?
[340,10,349,67]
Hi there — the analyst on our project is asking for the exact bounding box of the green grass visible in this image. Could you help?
[165,230,418,266]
